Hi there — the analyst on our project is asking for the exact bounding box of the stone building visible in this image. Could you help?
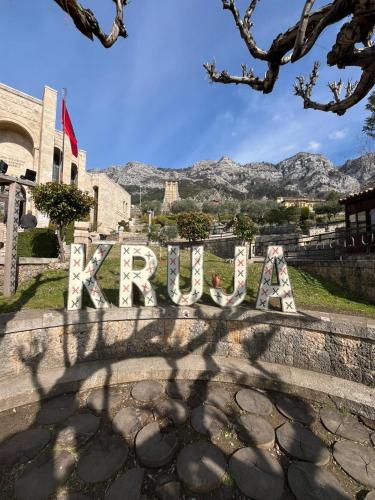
[276,196,325,210]
[0,82,131,234]
[161,180,179,213]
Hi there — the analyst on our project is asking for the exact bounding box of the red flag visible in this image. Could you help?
[62,99,78,158]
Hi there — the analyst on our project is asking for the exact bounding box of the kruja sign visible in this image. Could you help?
[68,244,296,313]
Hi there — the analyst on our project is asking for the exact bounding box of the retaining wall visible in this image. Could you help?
[0,258,68,291]
[0,305,373,416]
[289,259,375,303]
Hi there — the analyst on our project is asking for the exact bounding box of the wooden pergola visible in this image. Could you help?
[0,174,36,296]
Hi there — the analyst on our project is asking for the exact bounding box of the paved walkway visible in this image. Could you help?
[0,379,373,499]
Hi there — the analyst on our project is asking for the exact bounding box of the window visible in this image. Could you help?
[349,214,356,228]
[357,211,367,231]
[53,148,61,183]
[93,186,98,231]
[371,209,375,229]
[70,163,78,185]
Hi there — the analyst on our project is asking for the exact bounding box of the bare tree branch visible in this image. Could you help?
[204,60,279,93]
[294,61,375,115]
[206,0,375,114]
[53,0,128,48]
[292,0,316,61]
[222,0,268,60]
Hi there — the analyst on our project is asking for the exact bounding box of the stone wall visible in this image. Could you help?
[0,258,68,291]
[0,306,373,387]
[88,172,131,235]
[0,82,132,232]
[289,259,375,303]
[170,236,240,259]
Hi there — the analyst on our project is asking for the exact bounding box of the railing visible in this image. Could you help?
[254,225,375,260]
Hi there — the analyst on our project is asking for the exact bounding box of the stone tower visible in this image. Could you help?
[161,180,180,213]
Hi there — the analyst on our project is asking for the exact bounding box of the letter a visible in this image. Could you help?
[210,246,247,307]
[119,245,158,307]
[168,245,203,305]
[68,243,112,310]
[256,245,296,313]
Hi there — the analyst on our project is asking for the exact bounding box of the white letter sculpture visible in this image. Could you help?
[119,245,158,307]
[68,243,113,310]
[210,246,247,307]
[256,245,296,313]
[168,245,203,305]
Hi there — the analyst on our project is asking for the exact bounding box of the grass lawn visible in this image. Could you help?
[1,246,374,317]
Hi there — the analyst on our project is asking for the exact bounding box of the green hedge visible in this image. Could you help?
[17,228,59,258]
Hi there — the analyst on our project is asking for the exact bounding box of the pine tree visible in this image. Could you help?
[363,92,375,140]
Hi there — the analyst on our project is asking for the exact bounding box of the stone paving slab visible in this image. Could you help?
[176,442,227,493]
[15,450,76,500]
[235,388,273,415]
[191,404,230,436]
[105,467,144,500]
[0,379,373,498]
[0,427,51,467]
[276,422,330,465]
[135,422,178,468]
[112,407,153,438]
[320,407,371,443]
[154,399,189,425]
[276,394,317,424]
[36,394,77,425]
[235,414,275,448]
[77,432,129,483]
[288,461,350,500]
[131,381,164,403]
[333,441,375,489]
[86,387,123,413]
[229,447,284,499]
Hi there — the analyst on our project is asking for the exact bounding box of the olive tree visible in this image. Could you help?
[177,212,212,242]
[32,182,95,262]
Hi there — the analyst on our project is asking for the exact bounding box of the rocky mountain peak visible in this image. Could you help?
[99,152,374,199]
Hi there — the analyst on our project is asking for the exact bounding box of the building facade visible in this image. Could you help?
[0,82,131,234]
[340,187,375,254]
[276,196,325,210]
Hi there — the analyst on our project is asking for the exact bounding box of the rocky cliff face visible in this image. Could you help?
[100,152,375,199]
[339,153,375,187]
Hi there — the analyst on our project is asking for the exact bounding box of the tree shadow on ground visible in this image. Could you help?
[0,250,370,499]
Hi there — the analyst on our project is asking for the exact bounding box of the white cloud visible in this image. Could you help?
[329,128,349,140]
[307,140,321,152]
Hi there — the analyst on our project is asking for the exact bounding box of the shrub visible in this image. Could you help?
[231,214,258,244]
[154,214,177,226]
[31,183,95,261]
[18,228,59,258]
[158,224,179,245]
[177,212,212,242]
[171,199,198,214]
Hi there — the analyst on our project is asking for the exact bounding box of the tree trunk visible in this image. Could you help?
[57,226,65,263]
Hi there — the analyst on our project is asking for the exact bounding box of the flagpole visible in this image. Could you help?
[61,88,67,184]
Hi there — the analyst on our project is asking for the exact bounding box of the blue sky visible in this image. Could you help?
[0,0,371,168]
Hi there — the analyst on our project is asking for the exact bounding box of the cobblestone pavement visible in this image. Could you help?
[0,380,374,499]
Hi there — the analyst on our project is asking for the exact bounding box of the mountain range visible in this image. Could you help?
[99,152,375,202]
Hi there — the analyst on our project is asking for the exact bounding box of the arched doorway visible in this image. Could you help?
[0,121,34,178]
